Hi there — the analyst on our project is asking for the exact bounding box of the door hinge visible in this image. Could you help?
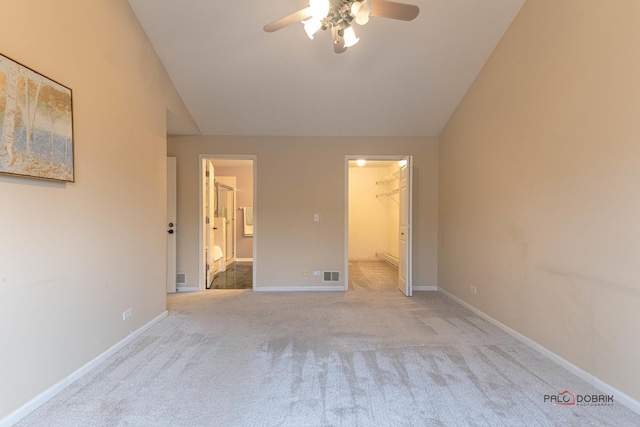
[206,217,210,224]
[206,171,210,177]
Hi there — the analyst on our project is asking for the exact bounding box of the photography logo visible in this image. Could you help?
[544,390,614,407]
[548,390,577,406]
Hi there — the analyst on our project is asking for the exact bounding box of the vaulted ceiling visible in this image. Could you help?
[128,0,525,136]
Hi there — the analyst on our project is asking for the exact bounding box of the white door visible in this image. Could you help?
[167,157,177,293]
[398,157,413,296]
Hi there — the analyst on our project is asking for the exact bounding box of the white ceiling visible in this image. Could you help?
[129,0,525,137]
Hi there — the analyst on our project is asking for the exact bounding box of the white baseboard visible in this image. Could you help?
[0,311,168,427]
[376,252,400,268]
[236,258,253,262]
[438,288,640,416]
[176,287,199,293]
[413,286,438,291]
[255,285,437,292]
[255,286,344,292]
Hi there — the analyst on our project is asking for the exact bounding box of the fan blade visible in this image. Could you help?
[263,7,313,32]
[332,27,347,54]
[370,0,419,21]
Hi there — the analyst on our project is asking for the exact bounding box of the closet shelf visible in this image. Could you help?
[376,172,400,185]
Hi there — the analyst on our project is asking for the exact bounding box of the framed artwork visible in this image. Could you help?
[0,53,74,182]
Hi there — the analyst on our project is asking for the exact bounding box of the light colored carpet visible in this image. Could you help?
[349,261,398,292]
[18,285,640,426]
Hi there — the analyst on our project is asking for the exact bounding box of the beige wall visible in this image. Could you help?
[348,164,399,261]
[167,136,438,289]
[215,166,254,260]
[0,0,194,419]
[439,0,640,402]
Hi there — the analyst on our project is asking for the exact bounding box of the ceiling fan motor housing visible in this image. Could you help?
[323,0,370,31]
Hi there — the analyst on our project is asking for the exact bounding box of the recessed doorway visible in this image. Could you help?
[345,156,413,295]
[199,156,256,291]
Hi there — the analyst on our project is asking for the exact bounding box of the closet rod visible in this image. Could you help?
[376,188,400,197]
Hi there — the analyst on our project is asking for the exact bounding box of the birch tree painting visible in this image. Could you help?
[0,53,73,181]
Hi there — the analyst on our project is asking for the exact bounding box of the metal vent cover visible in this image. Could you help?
[176,272,187,285]
[323,271,340,283]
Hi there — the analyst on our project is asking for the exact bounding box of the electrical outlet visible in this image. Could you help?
[313,271,321,276]
[470,286,477,295]
[123,309,133,321]
[314,214,320,222]
[303,271,311,276]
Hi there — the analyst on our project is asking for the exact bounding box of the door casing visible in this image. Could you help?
[344,155,413,295]
[198,155,257,292]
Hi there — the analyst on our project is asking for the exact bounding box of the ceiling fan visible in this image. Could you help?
[263,0,420,54]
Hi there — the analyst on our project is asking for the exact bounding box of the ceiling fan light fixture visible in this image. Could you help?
[264,0,419,54]
[303,18,322,39]
[309,0,330,20]
[343,26,360,47]
[351,0,373,25]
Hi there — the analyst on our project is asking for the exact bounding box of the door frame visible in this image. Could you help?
[198,154,257,292]
[344,155,413,294]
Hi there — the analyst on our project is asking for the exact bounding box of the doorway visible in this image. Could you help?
[345,156,413,296]
[200,156,256,291]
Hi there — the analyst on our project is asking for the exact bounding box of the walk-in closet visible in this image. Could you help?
[348,159,402,291]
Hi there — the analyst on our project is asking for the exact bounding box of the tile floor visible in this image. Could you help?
[209,261,253,289]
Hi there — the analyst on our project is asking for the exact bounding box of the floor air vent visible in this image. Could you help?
[323,271,340,283]
[176,273,187,286]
